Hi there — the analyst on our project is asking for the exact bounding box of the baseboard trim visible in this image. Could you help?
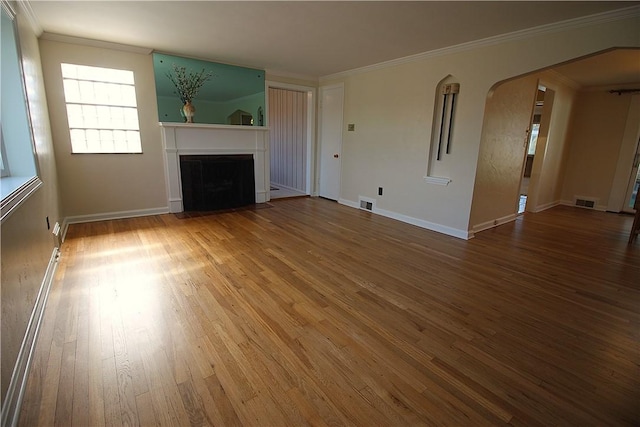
[61,207,170,242]
[529,200,561,213]
[1,248,59,427]
[470,213,518,237]
[338,198,470,239]
[559,200,608,212]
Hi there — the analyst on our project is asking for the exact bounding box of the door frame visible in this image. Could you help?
[318,83,345,200]
[517,84,546,214]
[608,94,640,212]
[265,81,316,195]
[622,137,640,213]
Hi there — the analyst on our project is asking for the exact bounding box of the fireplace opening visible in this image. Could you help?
[180,155,255,211]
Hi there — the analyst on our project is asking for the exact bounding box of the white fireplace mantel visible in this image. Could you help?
[159,122,270,213]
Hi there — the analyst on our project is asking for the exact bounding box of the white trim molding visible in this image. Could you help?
[470,213,518,237]
[1,247,59,427]
[559,199,608,212]
[159,122,271,213]
[339,197,470,240]
[39,32,153,55]
[528,200,562,213]
[16,0,42,35]
[61,207,169,241]
[1,176,43,223]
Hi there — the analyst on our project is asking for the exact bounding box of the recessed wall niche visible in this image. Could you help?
[425,75,459,185]
[153,53,265,126]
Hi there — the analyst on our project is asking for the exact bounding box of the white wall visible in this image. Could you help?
[39,39,168,221]
[320,13,640,237]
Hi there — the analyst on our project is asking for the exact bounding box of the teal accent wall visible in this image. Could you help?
[153,53,265,125]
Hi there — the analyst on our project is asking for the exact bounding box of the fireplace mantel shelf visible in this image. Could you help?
[159,122,269,132]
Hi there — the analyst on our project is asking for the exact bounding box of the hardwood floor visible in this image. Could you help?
[19,198,639,426]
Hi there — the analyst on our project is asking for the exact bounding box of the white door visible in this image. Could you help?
[319,84,344,200]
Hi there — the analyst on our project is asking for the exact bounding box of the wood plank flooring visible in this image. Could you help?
[19,198,640,426]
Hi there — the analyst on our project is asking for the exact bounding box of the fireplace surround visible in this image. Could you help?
[160,122,269,213]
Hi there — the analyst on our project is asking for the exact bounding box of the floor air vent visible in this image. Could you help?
[575,198,596,209]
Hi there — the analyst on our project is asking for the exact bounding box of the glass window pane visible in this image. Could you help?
[120,85,137,107]
[66,104,83,128]
[78,81,95,104]
[82,105,98,128]
[61,63,141,153]
[126,131,141,152]
[123,108,140,130]
[70,129,87,153]
[63,79,80,103]
[93,82,111,105]
[61,63,77,79]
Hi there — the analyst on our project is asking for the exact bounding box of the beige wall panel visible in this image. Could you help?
[608,95,640,211]
[1,10,61,402]
[527,75,576,212]
[321,15,639,235]
[39,40,167,218]
[561,91,631,208]
[469,75,538,228]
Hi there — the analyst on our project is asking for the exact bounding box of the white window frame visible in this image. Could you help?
[0,128,9,178]
[0,1,42,222]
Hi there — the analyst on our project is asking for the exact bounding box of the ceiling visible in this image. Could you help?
[550,49,640,88]
[29,1,640,84]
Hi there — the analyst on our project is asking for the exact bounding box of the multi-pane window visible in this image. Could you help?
[61,63,142,153]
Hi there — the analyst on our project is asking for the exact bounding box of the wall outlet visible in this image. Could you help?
[378,187,383,196]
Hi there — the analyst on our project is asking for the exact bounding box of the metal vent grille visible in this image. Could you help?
[360,200,373,211]
[358,196,376,212]
[575,198,596,209]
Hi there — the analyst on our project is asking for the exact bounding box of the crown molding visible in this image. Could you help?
[16,0,42,36]
[320,5,640,82]
[40,32,153,55]
[1,0,16,18]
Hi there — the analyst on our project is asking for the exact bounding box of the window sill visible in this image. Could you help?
[1,176,43,222]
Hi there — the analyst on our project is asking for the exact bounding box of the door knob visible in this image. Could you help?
[333,154,339,158]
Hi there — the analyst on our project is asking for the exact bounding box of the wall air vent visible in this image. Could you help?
[575,198,596,209]
[360,200,373,211]
[358,196,376,212]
